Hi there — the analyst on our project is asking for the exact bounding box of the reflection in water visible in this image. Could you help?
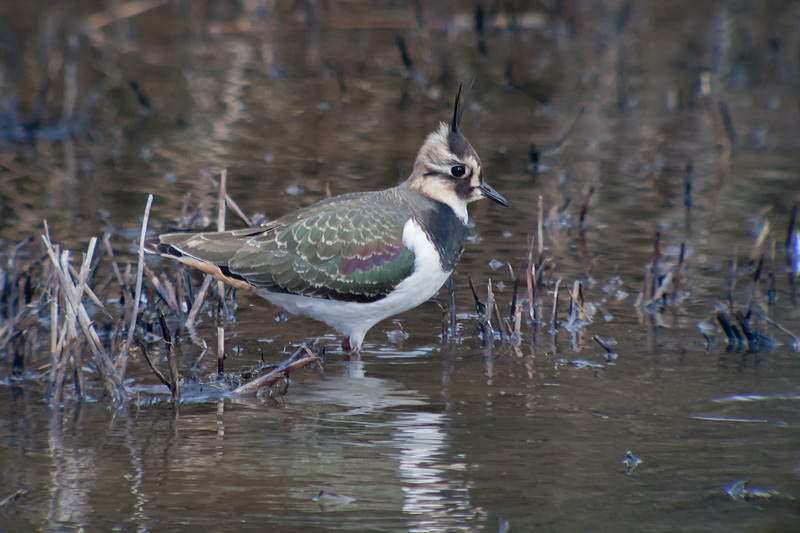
[395,412,481,532]
[295,358,484,529]
[47,409,95,529]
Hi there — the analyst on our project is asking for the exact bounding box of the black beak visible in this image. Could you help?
[478,182,509,207]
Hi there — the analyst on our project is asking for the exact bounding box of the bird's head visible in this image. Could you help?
[407,86,508,221]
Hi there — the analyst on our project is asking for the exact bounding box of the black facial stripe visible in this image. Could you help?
[454,178,473,199]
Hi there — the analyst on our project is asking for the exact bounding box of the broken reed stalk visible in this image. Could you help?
[467,274,489,340]
[135,337,171,392]
[537,196,544,257]
[551,277,562,330]
[750,222,770,264]
[727,254,737,309]
[758,312,800,343]
[144,264,180,316]
[649,231,661,301]
[509,264,522,338]
[102,232,126,291]
[216,170,229,316]
[593,335,616,357]
[120,193,153,380]
[231,346,320,395]
[186,274,213,327]
[217,326,225,374]
[204,168,253,227]
[670,243,686,305]
[526,237,539,328]
[485,279,497,341]
[487,280,510,340]
[158,311,180,401]
[635,231,660,307]
[787,202,798,306]
[67,262,110,318]
[569,280,587,323]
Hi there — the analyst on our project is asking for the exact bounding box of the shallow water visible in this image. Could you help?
[2,1,800,531]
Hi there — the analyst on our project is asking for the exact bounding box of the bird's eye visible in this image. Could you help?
[450,165,466,178]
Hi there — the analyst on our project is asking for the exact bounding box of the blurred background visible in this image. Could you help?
[1,1,799,531]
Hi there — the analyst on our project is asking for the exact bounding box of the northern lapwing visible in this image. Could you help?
[158,87,508,354]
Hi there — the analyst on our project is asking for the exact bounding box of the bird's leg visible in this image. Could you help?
[341,336,360,357]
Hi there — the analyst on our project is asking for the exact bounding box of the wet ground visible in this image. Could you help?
[1,1,800,531]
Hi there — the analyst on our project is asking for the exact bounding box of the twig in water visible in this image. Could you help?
[758,312,800,344]
[231,346,320,395]
[0,489,28,507]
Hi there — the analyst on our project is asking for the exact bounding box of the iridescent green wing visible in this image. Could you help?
[228,202,416,302]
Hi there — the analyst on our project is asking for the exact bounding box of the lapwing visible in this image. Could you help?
[158,87,508,354]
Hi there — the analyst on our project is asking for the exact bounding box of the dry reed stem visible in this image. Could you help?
[216,170,229,315]
[186,275,213,327]
[67,262,110,318]
[204,168,253,227]
[750,222,770,264]
[537,196,544,256]
[144,264,179,314]
[551,277,562,329]
[102,232,126,290]
[121,194,153,378]
[485,279,496,341]
[42,229,126,403]
[135,337,171,391]
[217,326,225,374]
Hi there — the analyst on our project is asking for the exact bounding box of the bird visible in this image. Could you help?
[157,87,508,354]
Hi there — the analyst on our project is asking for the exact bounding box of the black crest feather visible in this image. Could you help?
[451,84,463,133]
